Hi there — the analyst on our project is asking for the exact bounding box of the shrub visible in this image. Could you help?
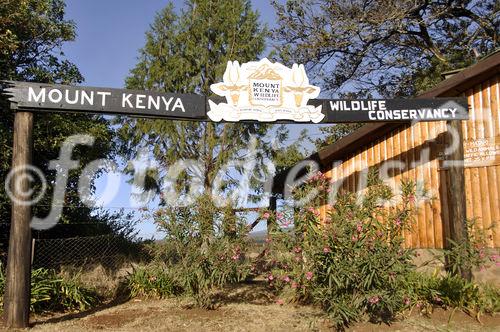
[129,194,252,308]
[404,271,500,317]
[57,275,100,311]
[0,263,99,313]
[262,169,500,329]
[127,265,181,298]
[263,170,419,329]
[440,218,496,277]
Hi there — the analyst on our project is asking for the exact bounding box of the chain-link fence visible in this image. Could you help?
[0,223,8,268]
[32,235,129,268]
[1,222,142,270]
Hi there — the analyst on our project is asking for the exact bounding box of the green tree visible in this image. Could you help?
[271,125,309,173]
[311,123,363,150]
[118,0,273,212]
[273,0,498,97]
[0,0,128,241]
[273,0,499,147]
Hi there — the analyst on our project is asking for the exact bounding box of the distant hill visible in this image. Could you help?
[248,229,267,243]
[248,227,294,244]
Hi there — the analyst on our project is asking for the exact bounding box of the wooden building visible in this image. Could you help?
[273,51,500,249]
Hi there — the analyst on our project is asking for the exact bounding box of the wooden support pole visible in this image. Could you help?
[268,195,277,233]
[3,111,33,328]
[445,120,472,281]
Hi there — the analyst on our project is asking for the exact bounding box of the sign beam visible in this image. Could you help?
[2,81,469,123]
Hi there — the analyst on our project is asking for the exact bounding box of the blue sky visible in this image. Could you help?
[61,0,323,238]
[62,0,278,88]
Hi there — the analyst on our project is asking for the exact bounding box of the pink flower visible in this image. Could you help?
[276,299,284,305]
[276,212,284,219]
[231,254,240,261]
[265,237,272,243]
[323,246,331,253]
[293,247,302,253]
[306,272,313,280]
[262,212,271,219]
[268,274,274,281]
[291,282,298,289]
[356,222,363,232]
[368,296,379,304]
[282,275,290,283]
[280,219,291,227]
[395,218,401,226]
[404,297,410,306]
[351,235,357,242]
[313,209,321,217]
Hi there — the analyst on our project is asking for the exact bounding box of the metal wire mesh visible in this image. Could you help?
[32,235,127,268]
[0,222,137,270]
[0,223,8,268]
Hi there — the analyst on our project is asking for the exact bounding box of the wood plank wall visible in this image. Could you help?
[320,74,500,248]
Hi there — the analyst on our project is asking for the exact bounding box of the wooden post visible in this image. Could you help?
[268,195,277,233]
[445,120,472,281]
[3,111,33,328]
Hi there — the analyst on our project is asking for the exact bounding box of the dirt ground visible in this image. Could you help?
[1,282,499,331]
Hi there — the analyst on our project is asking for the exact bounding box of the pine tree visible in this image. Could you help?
[118,0,271,207]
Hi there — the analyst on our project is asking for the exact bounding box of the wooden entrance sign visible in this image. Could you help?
[3,81,468,123]
[0,59,471,328]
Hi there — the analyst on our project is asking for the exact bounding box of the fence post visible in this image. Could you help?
[3,111,33,328]
[31,239,35,265]
[446,119,472,281]
[268,195,277,233]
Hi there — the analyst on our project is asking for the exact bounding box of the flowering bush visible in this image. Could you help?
[129,194,251,308]
[263,169,418,329]
[440,218,498,276]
